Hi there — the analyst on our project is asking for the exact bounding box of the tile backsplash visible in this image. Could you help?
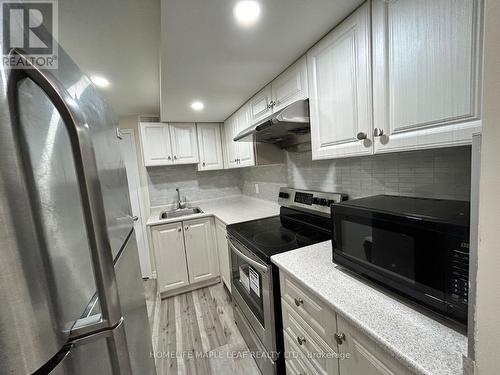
[287,147,471,201]
[147,165,241,207]
[147,146,472,207]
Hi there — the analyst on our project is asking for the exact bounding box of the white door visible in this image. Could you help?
[183,217,219,284]
[223,115,239,169]
[119,129,152,278]
[235,105,255,167]
[152,222,190,293]
[307,2,373,160]
[169,123,199,164]
[139,122,173,166]
[272,55,309,112]
[197,123,224,171]
[248,84,273,125]
[372,0,482,153]
[215,219,231,292]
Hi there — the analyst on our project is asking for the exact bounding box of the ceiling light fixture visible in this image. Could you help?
[233,0,261,27]
[90,75,110,88]
[191,101,204,111]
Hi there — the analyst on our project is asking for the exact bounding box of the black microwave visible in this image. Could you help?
[331,195,470,325]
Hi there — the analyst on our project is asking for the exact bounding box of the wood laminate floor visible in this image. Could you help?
[144,280,262,375]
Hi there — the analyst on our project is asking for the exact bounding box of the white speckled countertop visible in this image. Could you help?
[271,241,467,375]
[146,195,280,226]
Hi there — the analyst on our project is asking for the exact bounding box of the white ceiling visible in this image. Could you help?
[58,0,160,117]
[161,0,364,122]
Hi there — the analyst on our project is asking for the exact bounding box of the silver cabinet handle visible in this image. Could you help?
[174,155,178,160]
[228,239,268,273]
[335,333,346,345]
[373,128,384,137]
[115,127,123,139]
[294,297,304,307]
[202,162,206,167]
[356,132,367,140]
[185,226,189,230]
[132,216,139,222]
[178,227,182,232]
[9,49,132,374]
[168,156,172,160]
[297,336,306,346]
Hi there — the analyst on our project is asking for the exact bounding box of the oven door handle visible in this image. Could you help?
[228,239,268,274]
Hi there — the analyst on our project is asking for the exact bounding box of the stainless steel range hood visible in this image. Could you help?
[234,99,311,151]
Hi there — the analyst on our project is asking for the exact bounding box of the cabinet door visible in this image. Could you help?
[139,122,173,166]
[248,84,273,125]
[337,315,412,375]
[215,219,231,293]
[169,123,199,164]
[372,0,482,153]
[152,223,189,293]
[272,55,308,112]
[197,123,224,171]
[223,115,239,169]
[307,2,372,160]
[235,105,255,168]
[183,217,219,284]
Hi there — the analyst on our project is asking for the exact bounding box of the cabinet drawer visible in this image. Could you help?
[280,272,337,348]
[284,331,319,375]
[282,300,339,375]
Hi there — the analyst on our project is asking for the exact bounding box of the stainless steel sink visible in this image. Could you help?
[160,207,203,219]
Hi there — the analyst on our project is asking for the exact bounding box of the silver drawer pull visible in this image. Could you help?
[294,297,304,307]
[297,336,306,346]
[334,332,346,345]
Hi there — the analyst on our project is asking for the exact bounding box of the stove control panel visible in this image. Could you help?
[278,187,348,217]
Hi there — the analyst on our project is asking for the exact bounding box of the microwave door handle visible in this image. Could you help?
[228,240,268,274]
[7,49,131,370]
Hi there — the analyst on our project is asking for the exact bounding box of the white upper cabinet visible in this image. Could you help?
[196,123,224,171]
[248,84,273,125]
[140,122,174,166]
[140,122,199,167]
[372,0,482,153]
[235,105,255,167]
[272,56,309,112]
[307,2,372,160]
[169,123,199,164]
[223,114,240,169]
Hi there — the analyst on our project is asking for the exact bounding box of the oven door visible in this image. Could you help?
[228,236,275,352]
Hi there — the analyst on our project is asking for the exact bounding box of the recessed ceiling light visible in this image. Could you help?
[191,101,204,111]
[90,75,110,88]
[233,0,261,27]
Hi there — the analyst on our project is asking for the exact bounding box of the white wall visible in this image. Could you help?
[474,0,500,373]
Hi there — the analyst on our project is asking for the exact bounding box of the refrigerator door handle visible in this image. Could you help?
[8,49,132,374]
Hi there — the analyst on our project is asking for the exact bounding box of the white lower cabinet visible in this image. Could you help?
[152,217,219,295]
[337,315,412,375]
[280,272,413,375]
[215,218,231,293]
[183,217,219,284]
[152,222,189,293]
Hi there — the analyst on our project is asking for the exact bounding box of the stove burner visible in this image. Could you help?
[253,230,296,248]
[296,229,322,246]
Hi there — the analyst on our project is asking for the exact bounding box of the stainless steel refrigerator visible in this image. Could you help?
[0,46,157,373]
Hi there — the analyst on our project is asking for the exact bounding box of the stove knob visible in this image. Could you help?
[282,193,290,199]
[312,197,320,205]
[327,199,336,206]
[278,192,284,198]
[319,198,328,206]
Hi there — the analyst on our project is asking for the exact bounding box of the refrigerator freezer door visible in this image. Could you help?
[114,230,156,375]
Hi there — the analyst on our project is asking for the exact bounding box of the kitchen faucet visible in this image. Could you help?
[176,188,186,209]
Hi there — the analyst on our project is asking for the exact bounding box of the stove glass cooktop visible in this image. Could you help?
[227,207,332,262]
